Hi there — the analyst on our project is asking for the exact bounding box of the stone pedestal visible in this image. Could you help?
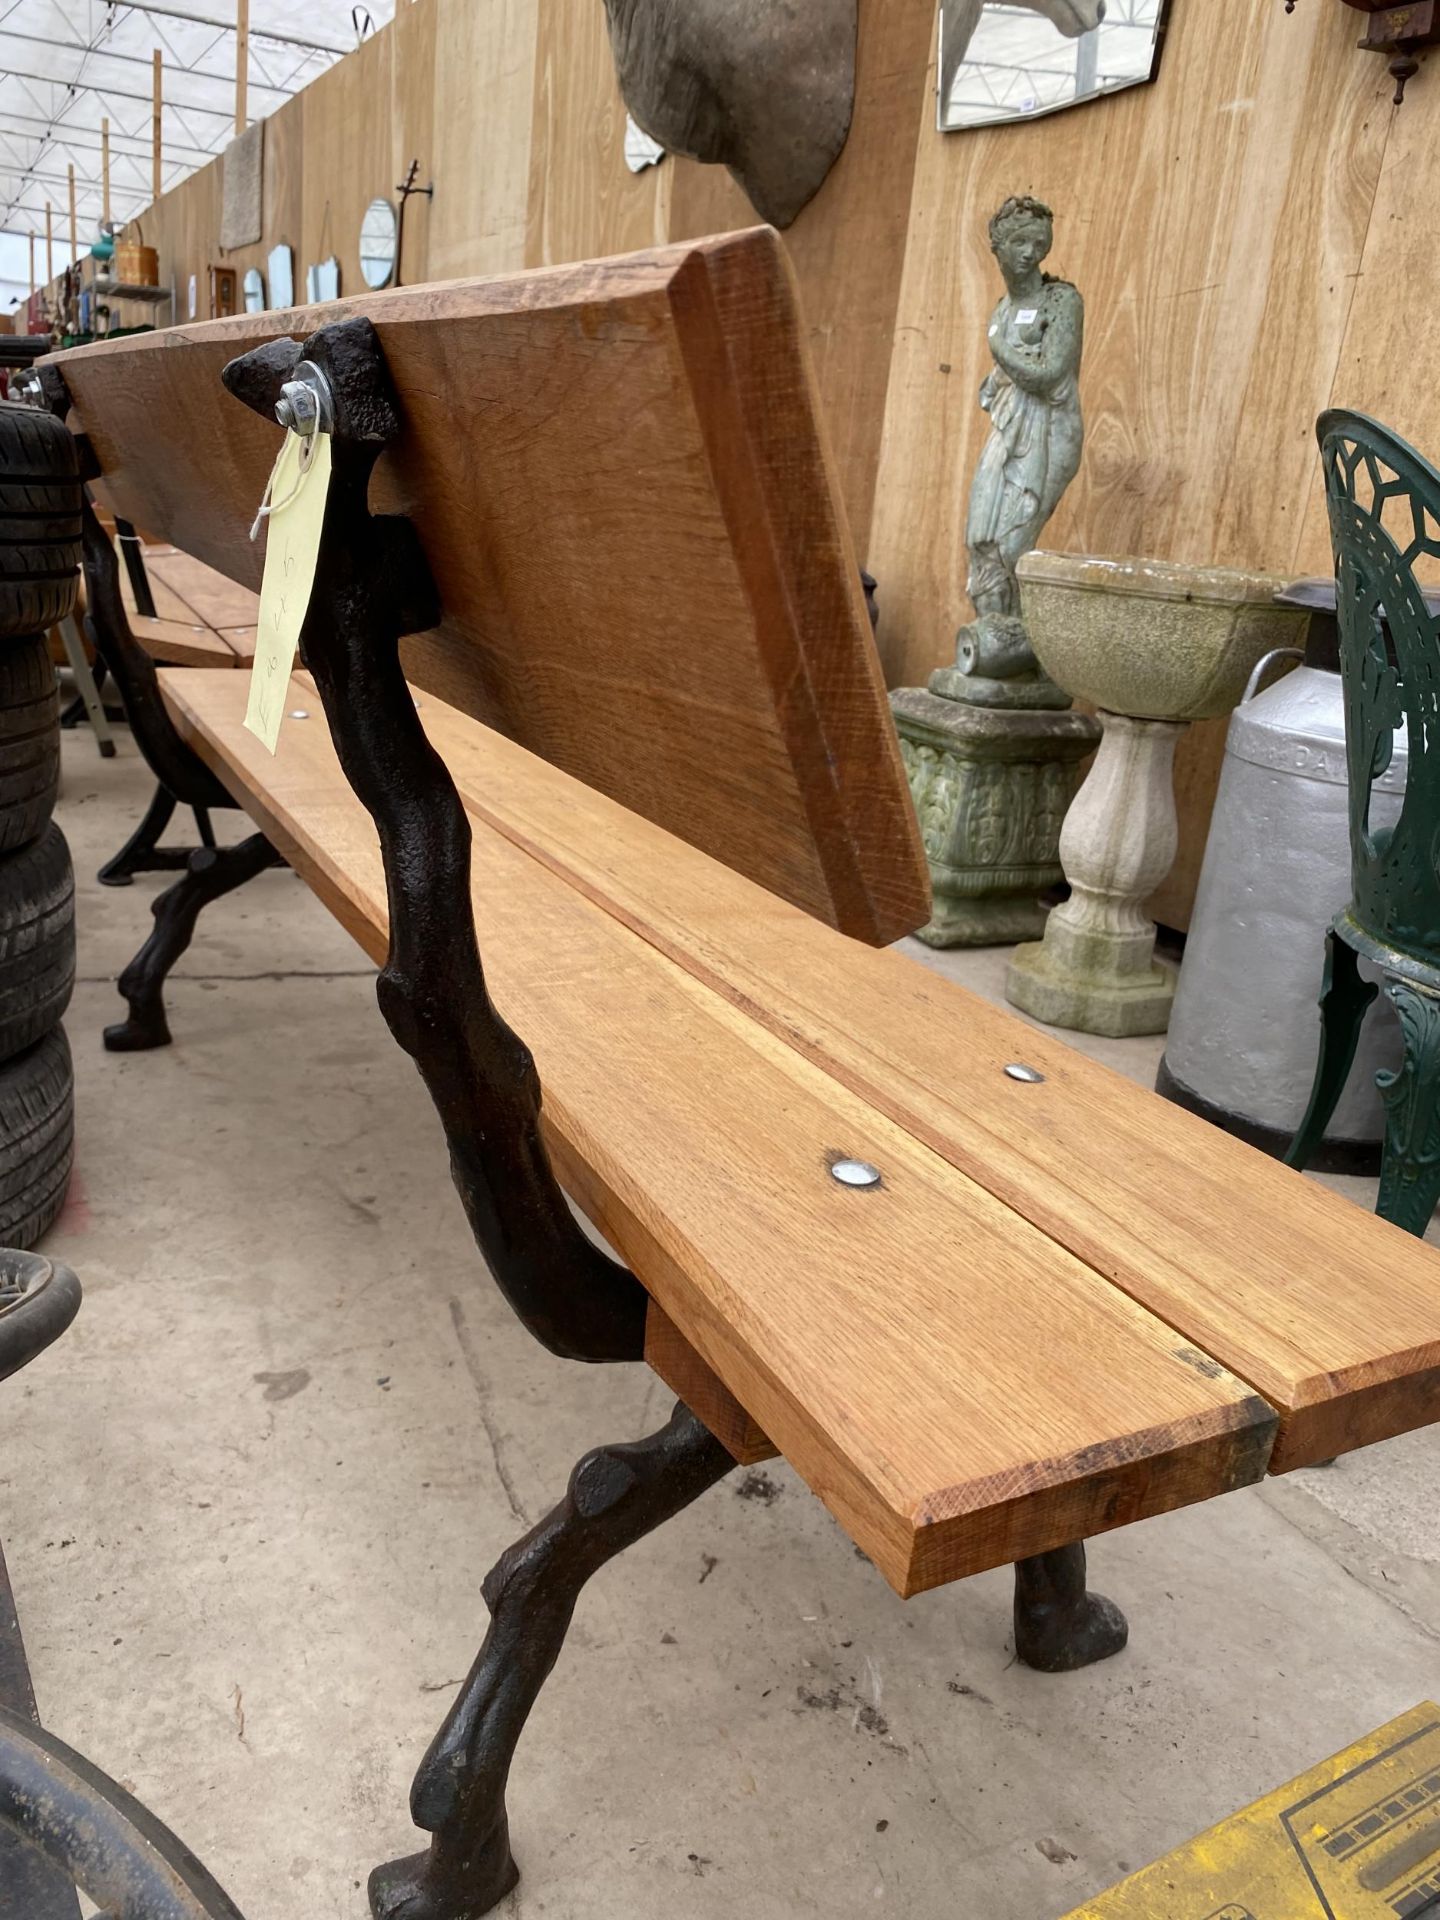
[890,687,1101,948]
[1006,710,1185,1035]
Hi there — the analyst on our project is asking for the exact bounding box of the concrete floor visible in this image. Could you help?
[12,722,1440,1919]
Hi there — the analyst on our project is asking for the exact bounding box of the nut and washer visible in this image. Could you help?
[273,359,335,437]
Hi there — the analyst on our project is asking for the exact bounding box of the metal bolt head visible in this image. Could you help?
[830,1158,882,1189]
[1004,1063,1046,1084]
[276,379,320,435]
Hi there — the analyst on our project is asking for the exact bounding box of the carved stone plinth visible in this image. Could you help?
[890,687,1100,949]
[1006,710,1184,1036]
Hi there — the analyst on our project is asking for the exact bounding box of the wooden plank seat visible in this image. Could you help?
[32,227,1440,1919]
[166,665,1286,1595]
[165,664,1440,1549]
[116,551,257,668]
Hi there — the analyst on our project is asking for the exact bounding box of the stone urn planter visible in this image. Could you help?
[1004,553,1308,1036]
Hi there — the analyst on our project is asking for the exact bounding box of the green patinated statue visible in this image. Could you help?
[891,193,1099,946]
[931,194,1083,709]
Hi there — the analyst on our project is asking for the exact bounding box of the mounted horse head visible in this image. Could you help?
[602,0,857,229]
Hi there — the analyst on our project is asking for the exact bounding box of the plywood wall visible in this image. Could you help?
[112,0,928,567]
[96,0,1436,923]
[868,0,1392,691]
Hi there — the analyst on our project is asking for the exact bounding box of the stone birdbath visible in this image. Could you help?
[1004,553,1307,1037]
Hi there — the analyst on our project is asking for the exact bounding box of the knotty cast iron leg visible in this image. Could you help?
[104,834,284,1052]
[220,320,647,1365]
[370,1403,736,1920]
[1013,1543,1128,1673]
[97,784,180,887]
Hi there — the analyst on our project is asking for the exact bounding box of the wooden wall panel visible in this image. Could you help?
[524,0,669,268]
[427,0,537,279]
[1298,93,1440,578]
[391,0,438,287]
[300,29,394,296]
[867,0,1389,694]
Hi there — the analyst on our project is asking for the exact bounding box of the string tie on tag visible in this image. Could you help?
[249,431,319,542]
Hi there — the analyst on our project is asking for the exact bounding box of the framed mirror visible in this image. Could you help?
[305,256,340,302]
[242,267,265,313]
[359,198,398,290]
[938,1,1170,132]
[267,243,294,309]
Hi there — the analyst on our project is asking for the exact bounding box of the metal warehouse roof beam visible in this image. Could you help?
[0,63,237,118]
[0,30,295,96]
[0,109,213,160]
[3,162,175,195]
[112,0,349,56]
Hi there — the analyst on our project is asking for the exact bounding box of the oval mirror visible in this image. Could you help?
[267,243,294,309]
[938,0,1171,132]
[242,267,265,313]
[359,198,398,290]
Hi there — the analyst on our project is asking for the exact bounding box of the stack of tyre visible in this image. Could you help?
[0,403,79,1248]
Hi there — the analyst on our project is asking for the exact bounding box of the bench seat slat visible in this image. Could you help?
[125,614,243,669]
[397,695,1440,1476]
[141,552,261,634]
[162,667,1277,1599]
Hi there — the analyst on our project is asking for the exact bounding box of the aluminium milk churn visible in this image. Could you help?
[1158,590,1403,1170]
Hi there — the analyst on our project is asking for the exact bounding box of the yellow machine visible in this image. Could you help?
[1068,1703,1440,1918]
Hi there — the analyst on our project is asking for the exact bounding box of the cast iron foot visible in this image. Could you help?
[104,832,283,1051]
[1013,1543,1128,1673]
[370,1401,734,1920]
[368,1825,517,1920]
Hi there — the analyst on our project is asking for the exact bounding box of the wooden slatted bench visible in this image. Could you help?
[54,536,259,883]
[29,229,1440,1920]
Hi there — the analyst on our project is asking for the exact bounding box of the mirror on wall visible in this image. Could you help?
[306,256,340,302]
[242,267,266,313]
[267,243,294,309]
[938,0,1170,132]
[359,198,398,290]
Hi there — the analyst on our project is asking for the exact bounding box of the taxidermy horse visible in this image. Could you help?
[602,0,857,229]
[941,0,1108,111]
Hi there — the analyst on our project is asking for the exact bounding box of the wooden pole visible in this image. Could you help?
[27,234,34,300]
[45,204,52,287]
[101,118,111,225]
[68,165,77,264]
[235,0,248,135]
[152,49,163,200]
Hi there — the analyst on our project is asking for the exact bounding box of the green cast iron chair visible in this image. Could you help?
[1286,410,1440,1236]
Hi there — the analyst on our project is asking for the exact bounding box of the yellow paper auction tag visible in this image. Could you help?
[244,429,332,755]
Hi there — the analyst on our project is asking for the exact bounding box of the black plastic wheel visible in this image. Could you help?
[0,1027,73,1250]
[0,825,74,1065]
[0,403,82,638]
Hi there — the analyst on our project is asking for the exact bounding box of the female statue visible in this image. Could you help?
[941,195,1084,697]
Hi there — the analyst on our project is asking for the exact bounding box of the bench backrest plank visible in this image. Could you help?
[163,666,1277,1599]
[50,232,927,948]
[407,696,1440,1474]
